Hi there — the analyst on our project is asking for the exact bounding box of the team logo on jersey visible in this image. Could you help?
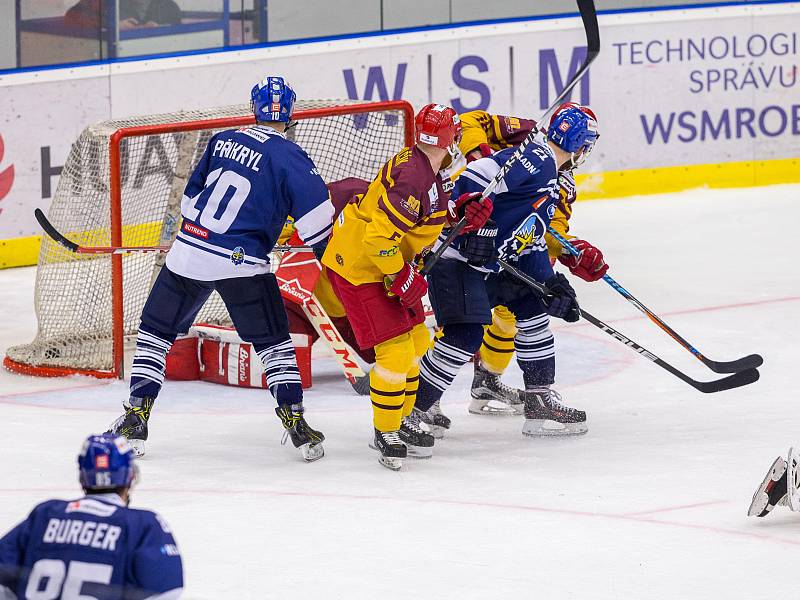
[230,246,246,266]
[95,455,109,469]
[559,121,571,132]
[547,204,556,219]
[499,213,547,259]
[401,195,420,217]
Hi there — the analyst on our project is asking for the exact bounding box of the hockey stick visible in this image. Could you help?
[422,0,600,275]
[34,208,313,255]
[547,227,763,373]
[274,251,369,391]
[497,259,760,393]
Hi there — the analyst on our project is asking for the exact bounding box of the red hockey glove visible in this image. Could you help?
[448,192,494,233]
[387,262,428,308]
[557,239,609,282]
[466,143,494,163]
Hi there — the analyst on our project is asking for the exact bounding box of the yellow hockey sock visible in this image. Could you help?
[371,333,415,432]
[403,323,430,416]
[480,306,517,374]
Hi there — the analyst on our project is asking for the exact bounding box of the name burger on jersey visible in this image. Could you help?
[42,518,122,551]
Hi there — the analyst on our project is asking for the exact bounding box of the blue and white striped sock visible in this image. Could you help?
[254,338,303,406]
[515,313,555,388]
[129,326,175,401]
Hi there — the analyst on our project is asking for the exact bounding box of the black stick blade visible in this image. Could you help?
[35,208,79,252]
[693,368,760,394]
[703,353,764,374]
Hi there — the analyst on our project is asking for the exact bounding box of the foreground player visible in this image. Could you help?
[0,434,183,599]
[748,447,799,517]
[410,106,597,453]
[322,104,490,470]
[109,76,334,462]
[455,106,607,420]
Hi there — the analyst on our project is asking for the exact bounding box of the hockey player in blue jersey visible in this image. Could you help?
[403,106,598,455]
[0,434,183,599]
[108,76,334,462]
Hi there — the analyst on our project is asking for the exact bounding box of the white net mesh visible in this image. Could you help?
[7,100,412,376]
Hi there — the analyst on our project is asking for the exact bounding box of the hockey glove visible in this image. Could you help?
[557,239,608,282]
[542,272,580,322]
[466,143,494,163]
[448,192,493,233]
[459,219,498,267]
[386,262,428,308]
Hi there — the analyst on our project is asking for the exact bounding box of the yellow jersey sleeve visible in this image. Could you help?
[546,171,577,258]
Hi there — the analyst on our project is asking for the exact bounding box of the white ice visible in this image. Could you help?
[1,185,799,599]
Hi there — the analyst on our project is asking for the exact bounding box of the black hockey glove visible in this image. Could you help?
[312,240,328,262]
[459,219,498,267]
[542,272,580,322]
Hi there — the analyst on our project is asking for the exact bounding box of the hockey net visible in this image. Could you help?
[5,100,415,378]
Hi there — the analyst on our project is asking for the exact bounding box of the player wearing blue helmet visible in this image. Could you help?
[0,434,183,599]
[107,76,334,462]
[401,106,598,456]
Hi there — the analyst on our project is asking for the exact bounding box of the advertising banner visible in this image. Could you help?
[0,3,797,251]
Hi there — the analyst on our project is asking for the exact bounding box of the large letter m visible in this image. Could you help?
[539,46,590,110]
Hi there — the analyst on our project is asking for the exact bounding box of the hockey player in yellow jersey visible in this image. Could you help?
[322,103,491,470]
[426,104,608,432]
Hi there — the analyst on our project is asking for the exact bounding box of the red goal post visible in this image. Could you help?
[5,99,415,379]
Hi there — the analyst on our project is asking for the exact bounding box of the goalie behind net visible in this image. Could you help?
[5,100,415,378]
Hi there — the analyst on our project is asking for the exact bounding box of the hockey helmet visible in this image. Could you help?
[250,76,297,123]
[415,103,462,150]
[547,104,599,166]
[78,433,137,492]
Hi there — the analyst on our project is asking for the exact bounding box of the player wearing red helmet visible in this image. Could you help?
[322,103,491,470]
[423,104,606,427]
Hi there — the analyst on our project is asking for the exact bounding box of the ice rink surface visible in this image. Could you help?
[1,185,799,599]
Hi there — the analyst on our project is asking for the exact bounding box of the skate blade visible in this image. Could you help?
[128,439,145,458]
[522,419,588,437]
[748,456,787,517]
[378,456,404,471]
[469,397,523,416]
[418,421,446,439]
[406,445,433,459]
[787,447,799,513]
[300,443,325,463]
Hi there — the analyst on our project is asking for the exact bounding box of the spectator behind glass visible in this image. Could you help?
[65,0,182,29]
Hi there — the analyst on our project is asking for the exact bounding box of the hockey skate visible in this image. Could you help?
[399,409,434,459]
[748,455,788,517]
[107,397,154,457]
[788,447,799,512]
[370,429,407,471]
[418,399,451,439]
[469,361,524,416]
[521,388,588,437]
[275,404,325,462]
[350,373,371,397]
